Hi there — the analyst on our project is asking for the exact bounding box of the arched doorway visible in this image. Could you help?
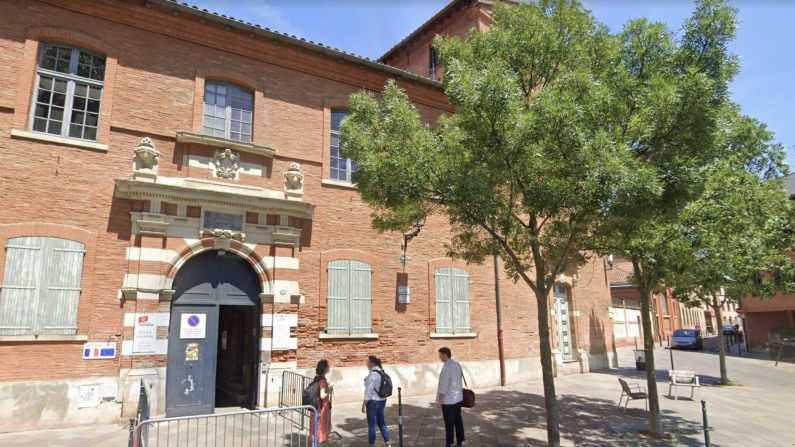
[553,284,574,361]
[165,250,261,417]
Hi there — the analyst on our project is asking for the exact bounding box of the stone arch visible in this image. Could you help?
[165,238,271,291]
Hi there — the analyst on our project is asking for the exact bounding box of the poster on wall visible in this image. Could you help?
[272,314,293,350]
[180,313,206,339]
[133,314,157,353]
[185,343,200,361]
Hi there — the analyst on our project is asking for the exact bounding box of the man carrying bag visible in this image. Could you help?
[436,347,473,447]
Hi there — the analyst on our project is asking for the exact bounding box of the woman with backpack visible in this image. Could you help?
[309,359,332,445]
[362,355,392,447]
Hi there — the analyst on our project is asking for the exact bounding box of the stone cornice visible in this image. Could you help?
[114,176,314,219]
[176,131,275,158]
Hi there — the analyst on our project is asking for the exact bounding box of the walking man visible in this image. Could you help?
[436,347,465,447]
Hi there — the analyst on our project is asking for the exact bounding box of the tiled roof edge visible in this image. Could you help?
[146,0,442,89]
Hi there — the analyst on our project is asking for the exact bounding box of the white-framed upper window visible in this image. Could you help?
[434,267,471,334]
[203,81,253,142]
[326,259,372,334]
[0,237,85,336]
[330,110,355,182]
[30,43,105,141]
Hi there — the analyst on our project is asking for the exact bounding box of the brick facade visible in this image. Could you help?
[0,0,614,431]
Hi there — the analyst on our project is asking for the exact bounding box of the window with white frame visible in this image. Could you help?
[435,267,471,334]
[0,237,85,336]
[326,259,372,334]
[31,43,105,141]
[329,110,356,182]
[203,81,253,142]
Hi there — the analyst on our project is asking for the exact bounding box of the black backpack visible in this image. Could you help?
[374,369,393,398]
[302,378,321,408]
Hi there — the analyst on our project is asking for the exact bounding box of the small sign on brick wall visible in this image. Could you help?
[133,314,157,353]
[83,342,117,360]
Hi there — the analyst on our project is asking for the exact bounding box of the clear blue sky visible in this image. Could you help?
[189,0,794,168]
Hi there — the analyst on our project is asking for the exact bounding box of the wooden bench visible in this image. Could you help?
[668,370,700,400]
[617,378,647,412]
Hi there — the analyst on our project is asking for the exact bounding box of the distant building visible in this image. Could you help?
[742,173,795,349]
[607,257,683,346]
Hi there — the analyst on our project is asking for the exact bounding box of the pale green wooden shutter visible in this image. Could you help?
[452,268,471,333]
[0,237,84,336]
[327,260,372,335]
[327,260,350,334]
[435,268,470,334]
[349,261,372,334]
[39,238,85,335]
[435,268,453,333]
[0,237,44,335]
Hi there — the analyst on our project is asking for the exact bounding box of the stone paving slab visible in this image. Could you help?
[2,343,794,446]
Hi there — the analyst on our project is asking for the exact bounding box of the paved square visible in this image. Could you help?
[2,344,793,446]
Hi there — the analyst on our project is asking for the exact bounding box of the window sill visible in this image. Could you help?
[176,131,275,157]
[0,334,88,343]
[321,178,357,190]
[430,332,478,339]
[11,129,108,152]
[318,332,378,340]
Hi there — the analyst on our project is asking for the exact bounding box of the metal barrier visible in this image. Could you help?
[129,381,152,447]
[280,371,312,408]
[280,371,313,430]
[132,406,318,447]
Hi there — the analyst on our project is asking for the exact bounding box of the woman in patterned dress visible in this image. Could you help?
[310,359,332,445]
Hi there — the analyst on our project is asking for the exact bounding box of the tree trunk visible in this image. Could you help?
[632,259,663,437]
[712,294,729,385]
[536,290,561,447]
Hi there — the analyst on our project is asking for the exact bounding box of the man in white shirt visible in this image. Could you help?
[436,347,465,447]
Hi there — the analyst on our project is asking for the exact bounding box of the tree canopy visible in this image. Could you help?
[340,0,771,443]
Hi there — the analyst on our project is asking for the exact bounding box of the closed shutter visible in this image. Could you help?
[327,260,350,334]
[326,259,372,335]
[0,237,84,336]
[39,238,85,335]
[435,268,453,333]
[349,261,372,334]
[435,267,471,334]
[452,268,471,333]
[0,237,44,335]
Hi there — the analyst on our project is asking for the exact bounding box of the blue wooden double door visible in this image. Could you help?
[165,250,261,417]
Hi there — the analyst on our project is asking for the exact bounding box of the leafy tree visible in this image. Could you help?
[342,0,742,442]
[668,114,795,385]
[595,0,741,436]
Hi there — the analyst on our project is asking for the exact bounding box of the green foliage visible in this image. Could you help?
[668,158,795,306]
[341,0,778,438]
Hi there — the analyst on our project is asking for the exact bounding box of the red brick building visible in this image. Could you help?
[0,0,615,430]
[607,257,683,347]
[742,174,795,349]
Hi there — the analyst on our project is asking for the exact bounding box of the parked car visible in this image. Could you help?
[671,329,703,350]
[723,324,738,335]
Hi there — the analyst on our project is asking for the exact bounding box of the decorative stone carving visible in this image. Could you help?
[214,148,240,179]
[283,162,304,201]
[133,137,160,181]
[201,228,244,251]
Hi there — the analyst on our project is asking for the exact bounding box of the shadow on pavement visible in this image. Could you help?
[330,388,702,447]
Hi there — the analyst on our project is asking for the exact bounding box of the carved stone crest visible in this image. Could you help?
[284,162,304,200]
[201,228,244,251]
[133,137,160,181]
[214,148,240,179]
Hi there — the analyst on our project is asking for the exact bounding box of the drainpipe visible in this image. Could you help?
[494,255,506,386]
